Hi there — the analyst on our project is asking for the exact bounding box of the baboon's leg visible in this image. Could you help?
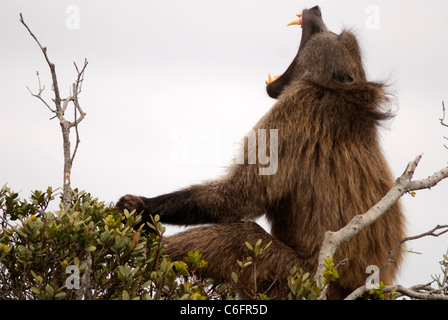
[163,221,307,298]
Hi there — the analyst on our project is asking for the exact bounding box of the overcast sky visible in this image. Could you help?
[1,0,447,289]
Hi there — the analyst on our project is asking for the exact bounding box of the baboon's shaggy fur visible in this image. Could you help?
[117,6,405,299]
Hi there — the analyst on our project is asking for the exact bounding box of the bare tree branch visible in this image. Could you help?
[20,13,88,208]
[26,71,56,114]
[388,283,448,300]
[70,100,82,167]
[76,252,92,300]
[20,13,62,112]
[314,154,448,299]
[345,225,448,300]
[381,225,448,275]
[345,282,448,300]
[440,102,448,149]
[408,167,448,191]
[440,101,448,128]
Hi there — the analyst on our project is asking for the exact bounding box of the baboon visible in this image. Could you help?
[117,6,405,299]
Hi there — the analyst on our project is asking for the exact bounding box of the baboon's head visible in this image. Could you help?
[267,6,367,98]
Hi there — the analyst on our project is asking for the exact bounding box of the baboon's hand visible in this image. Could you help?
[116,194,147,214]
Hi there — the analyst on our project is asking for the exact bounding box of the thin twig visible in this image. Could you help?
[20,13,62,111]
[440,102,448,149]
[380,225,448,275]
[70,103,81,167]
[26,72,56,113]
[440,101,448,128]
[69,59,88,128]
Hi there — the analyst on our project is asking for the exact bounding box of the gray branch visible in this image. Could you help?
[20,13,88,208]
[345,282,448,300]
[315,155,448,299]
[345,225,448,300]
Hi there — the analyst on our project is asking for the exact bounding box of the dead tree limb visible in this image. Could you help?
[345,282,448,300]
[315,154,448,299]
[345,225,448,300]
[381,225,448,275]
[440,101,448,128]
[20,13,88,208]
[440,102,448,149]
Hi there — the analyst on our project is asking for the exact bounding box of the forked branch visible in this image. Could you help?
[20,13,88,207]
[345,225,448,300]
[346,282,448,300]
[315,154,448,299]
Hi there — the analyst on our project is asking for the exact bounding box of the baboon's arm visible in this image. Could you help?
[117,175,266,226]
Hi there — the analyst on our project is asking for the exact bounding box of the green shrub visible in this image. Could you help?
[0,186,212,300]
[0,185,340,300]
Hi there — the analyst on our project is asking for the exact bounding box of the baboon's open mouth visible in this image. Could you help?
[287,13,303,28]
[266,6,329,99]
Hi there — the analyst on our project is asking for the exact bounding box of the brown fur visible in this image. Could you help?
[117,6,405,299]
[164,221,303,299]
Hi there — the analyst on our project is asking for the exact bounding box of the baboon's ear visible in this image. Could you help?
[332,70,355,86]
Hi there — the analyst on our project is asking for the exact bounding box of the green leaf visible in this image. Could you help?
[118,265,130,278]
[30,270,38,280]
[264,241,272,251]
[31,287,41,295]
[156,222,165,233]
[243,260,253,268]
[84,245,96,252]
[55,292,67,299]
[45,285,55,296]
[302,272,309,281]
[290,283,297,295]
[31,270,43,284]
[122,290,130,300]
[160,259,168,272]
[231,272,238,284]
[245,242,253,251]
